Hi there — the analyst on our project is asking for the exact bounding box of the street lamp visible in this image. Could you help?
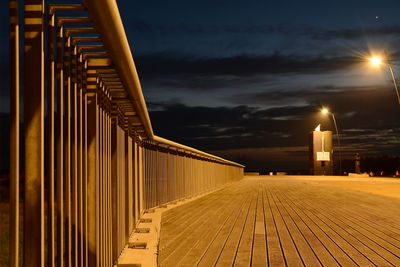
[321,108,342,175]
[369,54,400,104]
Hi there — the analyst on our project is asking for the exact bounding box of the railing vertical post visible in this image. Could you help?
[108,114,112,264]
[77,49,84,267]
[155,148,158,206]
[126,131,129,233]
[111,116,118,261]
[145,145,147,210]
[23,0,45,266]
[174,152,177,200]
[134,140,139,222]
[143,146,147,209]
[56,22,65,267]
[9,0,19,266]
[103,105,108,265]
[104,106,108,265]
[63,33,72,267]
[82,60,89,267]
[103,106,107,265]
[71,41,79,267]
[95,91,100,266]
[139,144,144,213]
[166,151,169,203]
[87,91,98,266]
[47,11,56,267]
[98,100,103,265]
[183,154,186,198]
[147,148,153,208]
[104,105,108,265]
[126,134,133,237]
[149,148,152,208]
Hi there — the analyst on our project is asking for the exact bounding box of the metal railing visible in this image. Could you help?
[8,0,244,266]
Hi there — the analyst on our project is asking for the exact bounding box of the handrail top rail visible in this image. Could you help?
[153,136,244,168]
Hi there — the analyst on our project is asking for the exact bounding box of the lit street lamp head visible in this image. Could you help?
[368,52,400,104]
[370,56,383,66]
[321,108,329,115]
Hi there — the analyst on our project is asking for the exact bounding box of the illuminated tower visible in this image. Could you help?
[309,125,333,175]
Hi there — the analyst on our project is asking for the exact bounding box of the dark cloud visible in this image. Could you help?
[126,20,211,35]
[136,52,360,91]
[137,52,358,77]
[228,85,385,104]
[127,19,297,36]
[229,84,400,128]
[309,26,400,40]
[127,18,400,42]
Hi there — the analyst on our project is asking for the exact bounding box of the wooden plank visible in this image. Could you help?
[286,187,400,265]
[270,187,339,266]
[265,188,303,266]
[284,189,373,266]
[282,184,384,266]
[250,186,267,267]
[159,185,244,265]
[314,204,400,264]
[159,190,233,249]
[161,191,222,226]
[332,208,400,247]
[181,186,251,266]
[261,184,285,267]
[160,193,234,262]
[269,189,322,266]
[298,184,400,239]
[232,184,257,266]
[161,186,238,258]
[214,185,254,266]
[274,186,356,266]
[160,186,225,223]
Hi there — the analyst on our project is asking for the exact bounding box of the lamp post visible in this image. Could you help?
[370,53,400,104]
[321,108,342,175]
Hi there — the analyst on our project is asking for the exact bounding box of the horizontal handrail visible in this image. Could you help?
[153,135,245,168]
[83,0,154,139]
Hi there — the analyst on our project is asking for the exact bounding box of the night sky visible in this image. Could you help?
[1,1,400,171]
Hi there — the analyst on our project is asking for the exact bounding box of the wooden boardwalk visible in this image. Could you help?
[158,176,400,266]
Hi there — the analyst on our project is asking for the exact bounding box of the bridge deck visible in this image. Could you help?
[158,176,400,266]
